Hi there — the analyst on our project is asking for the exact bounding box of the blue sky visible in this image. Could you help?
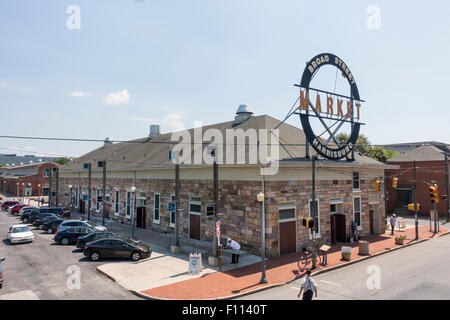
[1,0,449,158]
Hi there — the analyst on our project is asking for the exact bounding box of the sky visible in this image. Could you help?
[0,0,449,158]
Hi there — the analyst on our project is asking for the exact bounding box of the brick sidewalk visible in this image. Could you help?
[140,225,448,300]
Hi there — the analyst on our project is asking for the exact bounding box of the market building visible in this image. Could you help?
[385,144,450,218]
[0,162,58,198]
[59,108,392,258]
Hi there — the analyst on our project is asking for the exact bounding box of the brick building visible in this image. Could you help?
[59,112,391,258]
[0,162,58,198]
[385,144,450,218]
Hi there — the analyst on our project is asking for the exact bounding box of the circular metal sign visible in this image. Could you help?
[298,53,363,160]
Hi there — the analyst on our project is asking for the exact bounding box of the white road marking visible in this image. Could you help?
[0,289,40,300]
[320,280,342,287]
[290,286,299,291]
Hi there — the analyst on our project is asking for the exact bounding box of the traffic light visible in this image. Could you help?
[392,177,398,188]
[374,179,381,192]
[441,195,447,201]
[302,218,314,229]
[429,184,439,204]
[408,203,420,211]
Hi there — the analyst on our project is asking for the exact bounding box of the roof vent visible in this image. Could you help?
[149,124,161,139]
[104,137,112,146]
[233,104,253,126]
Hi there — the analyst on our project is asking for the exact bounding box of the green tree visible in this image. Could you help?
[336,133,400,162]
[53,157,70,165]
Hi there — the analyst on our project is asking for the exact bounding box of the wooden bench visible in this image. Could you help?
[221,248,248,269]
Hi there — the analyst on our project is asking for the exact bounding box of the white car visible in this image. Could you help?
[57,220,107,233]
[7,225,34,244]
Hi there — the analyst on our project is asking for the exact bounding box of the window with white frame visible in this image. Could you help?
[126,191,131,218]
[189,196,201,215]
[105,188,111,203]
[154,193,160,224]
[353,196,361,226]
[309,199,320,238]
[115,190,120,216]
[96,188,102,211]
[170,194,176,228]
[353,172,360,190]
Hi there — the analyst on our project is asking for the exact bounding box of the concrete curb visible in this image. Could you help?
[98,231,450,300]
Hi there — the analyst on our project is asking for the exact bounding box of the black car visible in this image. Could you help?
[30,212,56,225]
[76,232,140,249]
[42,219,63,234]
[38,207,67,217]
[54,226,96,245]
[83,238,151,261]
[33,214,60,229]
[21,210,40,224]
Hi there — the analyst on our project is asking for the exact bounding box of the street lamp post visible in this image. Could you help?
[257,191,268,284]
[16,182,19,201]
[130,186,136,239]
[22,183,25,203]
[27,183,31,204]
[38,184,41,205]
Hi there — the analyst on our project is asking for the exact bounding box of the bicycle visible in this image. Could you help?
[297,245,324,272]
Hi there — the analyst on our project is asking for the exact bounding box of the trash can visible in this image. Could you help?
[358,240,369,255]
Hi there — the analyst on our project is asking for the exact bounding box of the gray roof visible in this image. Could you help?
[62,114,384,172]
[388,145,449,162]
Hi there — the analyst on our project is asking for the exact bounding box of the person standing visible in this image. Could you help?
[226,237,241,264]
[390,214,397,235]
[298,270,318,300]
[351,220,358,242]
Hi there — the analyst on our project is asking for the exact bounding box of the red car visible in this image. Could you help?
[1,201,19,210]
[10,204,30,215]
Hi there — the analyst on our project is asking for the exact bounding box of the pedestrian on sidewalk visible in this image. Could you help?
[390,214,397,235]
[351,220,358,242]
[298,270,318,300]
[41,198,44,206]
[226,237,240,264]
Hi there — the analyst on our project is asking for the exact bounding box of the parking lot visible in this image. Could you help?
[0,203,140,300]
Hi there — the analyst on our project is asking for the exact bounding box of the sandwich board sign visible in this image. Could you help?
[188,253,203,275]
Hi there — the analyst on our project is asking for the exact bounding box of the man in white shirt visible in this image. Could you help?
[298,270,318,300]
[226,238,241,264]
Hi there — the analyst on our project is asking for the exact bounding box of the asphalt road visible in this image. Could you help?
[0,209,140,300]
[238,234,450,300]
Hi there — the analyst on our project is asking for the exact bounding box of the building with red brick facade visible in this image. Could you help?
[385,144,450,218]
[59,113,392,258]
[0,162,58,199]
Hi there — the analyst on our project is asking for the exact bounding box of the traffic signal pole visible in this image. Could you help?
[311,155,317,270]
[414,161,418,240]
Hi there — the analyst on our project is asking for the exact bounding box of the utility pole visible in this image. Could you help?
[55,167,59,207]
[175,162,180,247]
[213,153,219,257]
[102,160,106,226]
[49,169,53,206]
[311,155,317,270]
[445,154,449,223]
[414,161,418,240]
[88,163,92,221]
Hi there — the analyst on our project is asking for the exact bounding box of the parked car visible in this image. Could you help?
[10,204,31,216]
[54,226,96,245]
[57,220,107,233]
[7,224,34,244]
[18,206,38,217]
[29,212,56,224]
[38,207,67,218]
[42,218,63,234]
[76,232,139,249]
[1,201,19,210]
[0,257,4,289]
[33,214,60,229]
[83,238,151,261]
[21,209,40,224]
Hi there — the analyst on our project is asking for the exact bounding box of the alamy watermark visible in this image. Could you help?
[66,5,81,30]
[366,5,381,30]
[66,265,81,290]
[366,264,381,290]
[170,122,280,175]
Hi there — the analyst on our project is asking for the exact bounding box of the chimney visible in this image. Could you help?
[233,104,253,126]
[104,137,112,146]
[149,124,161,139]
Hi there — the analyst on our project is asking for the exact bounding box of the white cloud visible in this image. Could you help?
[69,91,92,97]
[103,89,130,105]
[162,112,186,132]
